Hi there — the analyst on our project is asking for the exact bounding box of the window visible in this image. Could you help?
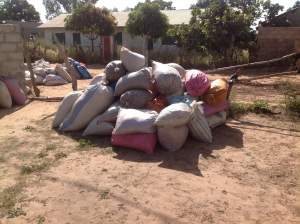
[114,32,122,45]
[73,33,81,45]
[52,33,65,45]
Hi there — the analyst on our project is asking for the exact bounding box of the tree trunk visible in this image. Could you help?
[91,39,94,52]
[144,36,149,67]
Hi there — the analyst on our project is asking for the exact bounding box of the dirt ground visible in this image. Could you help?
[0,67,300,224]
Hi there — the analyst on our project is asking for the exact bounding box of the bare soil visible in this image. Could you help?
[0,67,299,224]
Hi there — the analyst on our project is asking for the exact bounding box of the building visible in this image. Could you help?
[257,7,300,60]
[37,10,192,60]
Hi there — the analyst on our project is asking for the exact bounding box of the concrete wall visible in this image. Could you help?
[0,24,25,90]
[257,27,300,60]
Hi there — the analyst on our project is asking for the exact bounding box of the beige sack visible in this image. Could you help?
[120,47,145,72]
[0,81,12,108]
[158,125,189,151]
[55,64,72,82]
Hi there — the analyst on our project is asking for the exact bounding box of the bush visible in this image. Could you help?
[285,96,300,116]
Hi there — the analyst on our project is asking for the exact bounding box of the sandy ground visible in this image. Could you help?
[0,67,300,224]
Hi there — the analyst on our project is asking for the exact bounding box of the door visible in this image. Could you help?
[101,36,112,63]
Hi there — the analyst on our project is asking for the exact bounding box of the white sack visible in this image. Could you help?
[55,64,72,82]
[158,126,189,151]
[60,84,114,131]
[120,47,145,72]
[96,102,120,122]
[113,108,158,135]
[44,74,68,86]
[207,111,227,129]
[0,80,12,108]
[52,91,83,128]
[89,74,104,86]
[104,60,126,82]
[33,67,47,78]
[120,89,153,109]
[167,63,186,78]
[83,120,114,136]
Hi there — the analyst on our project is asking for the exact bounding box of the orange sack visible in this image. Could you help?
[146,96,167,113]
[203,78,228,106]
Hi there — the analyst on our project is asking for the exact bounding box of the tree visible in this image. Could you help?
[288,0,300,11]
[0,0,40,22]
[126,1,169,66]
[190,0,210,9]
[43,0,98,19]
[262,0,284,23]
[65,4,116,52]
[150,0,175,10]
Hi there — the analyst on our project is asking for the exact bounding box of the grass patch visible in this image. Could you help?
[45,144,57,151]
[20,162,49,175]
[285,96,300,116]
[0,183,24,218]
[23,126,35,132]
[249,100,272,114]
[0,156,6,163]
[230,100,272,117]
[99,189,110,200]
[37,215,46,224]
[54,152,67,160]
[77,139,95,150]
[7,207,26,218]
[37,151,48,158]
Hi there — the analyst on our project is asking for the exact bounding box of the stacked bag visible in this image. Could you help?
[53,47,229,154]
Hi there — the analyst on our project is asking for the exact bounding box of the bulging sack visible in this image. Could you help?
[55,64,72,82]
[2,78,27,105]
[153,62,182,96]
[112,133,157,154]
[203,101,229,116]
[52,90,82,128]
[60,84,114,131]
[89,74,104,86]
[185,70,210,97]
[207,111,227,128]
[83,120,114,136]
[120,89,153,109]
[113,108,158,135]
[0,80,12,108]
[114,68,152,96]
[203,78,228,106]
[96,101,120,122]
[120,47,145,72]
[33,67,47,78]
[44,74,68,86]
[155,103,192,127]
[167,63,186,78]
[188,102,212,143]
[158,126,189,151]
[146,96,167,113]
[104,60,126,82]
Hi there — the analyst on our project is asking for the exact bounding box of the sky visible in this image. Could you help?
[27,0,297,22]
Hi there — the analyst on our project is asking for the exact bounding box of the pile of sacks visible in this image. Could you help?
[0,77,27,109]
[53,47,229,153]
[25,58,92,87]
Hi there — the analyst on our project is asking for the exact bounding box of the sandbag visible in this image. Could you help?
[83,120,114,136]
[113,108,158,135]
[167,63,186,78]
[185,70,210,97]
[167,94,196,106]
[203,101,229,116]
[207,111,227,128]
[2,78,26,105]
[104,60,126,82]
[188,102,212,143]
[203,78,228,106]
[55,64,72,82]
[60,84,114,131]
[114,68,152,96]
[153,62,182,96]
[120,90,153,109]
[120,47,145,72]
[146,96,167,113]
[112,133,157,154]
[96,102,120,122]
[155,103,192,127]
[52,91,82,128]
[33,67,47,78]
[44,74,68,86]
[89,74,104,86]
[0,80,12,108]
[45,67,56,74]
[158,126,188,151]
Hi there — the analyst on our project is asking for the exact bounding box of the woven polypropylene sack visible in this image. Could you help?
[44,74,68,86]
[0,80,12,108]
[155,103,192,127]
[111,133,157,154]
[55,64,72,82]
[83,120,114,136]
[153,62,182,96]
[2,78,27,105]
[33,67,47,78]
[60,84,114,131]
[146,96,168,113]
[158,125,188,151]
[114,68,152,96]
[167,63,186,78]
[185,70,210,97]
[97,102,120,122]
[203,79,228,106]
[52,91,82,128]
[120,47,145,72]
[89,74,104,86]
[203,101,229,117]
[188,102,212,143]
[207,111,227,129]
[113,108,158,135]
[104,60,126,82]
[120,89,153,109]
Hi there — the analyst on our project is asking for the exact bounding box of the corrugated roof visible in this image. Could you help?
[38,9,192,29]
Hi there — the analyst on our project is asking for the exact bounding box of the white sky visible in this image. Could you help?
[27,0,296,22]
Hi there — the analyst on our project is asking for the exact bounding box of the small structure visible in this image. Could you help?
[38,10,192,60]
[257,7,300,60]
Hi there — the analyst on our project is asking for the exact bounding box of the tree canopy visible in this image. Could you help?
[0,0,40,22]
[65,4,116,51]
[288,0,300,11]
[43,0,98,19]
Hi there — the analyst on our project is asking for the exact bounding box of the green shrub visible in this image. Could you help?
[285,96,300,116]
[249,100,272,114]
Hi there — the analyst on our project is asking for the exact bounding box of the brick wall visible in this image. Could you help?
[0,24,25,90]
[257,27,300,60]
